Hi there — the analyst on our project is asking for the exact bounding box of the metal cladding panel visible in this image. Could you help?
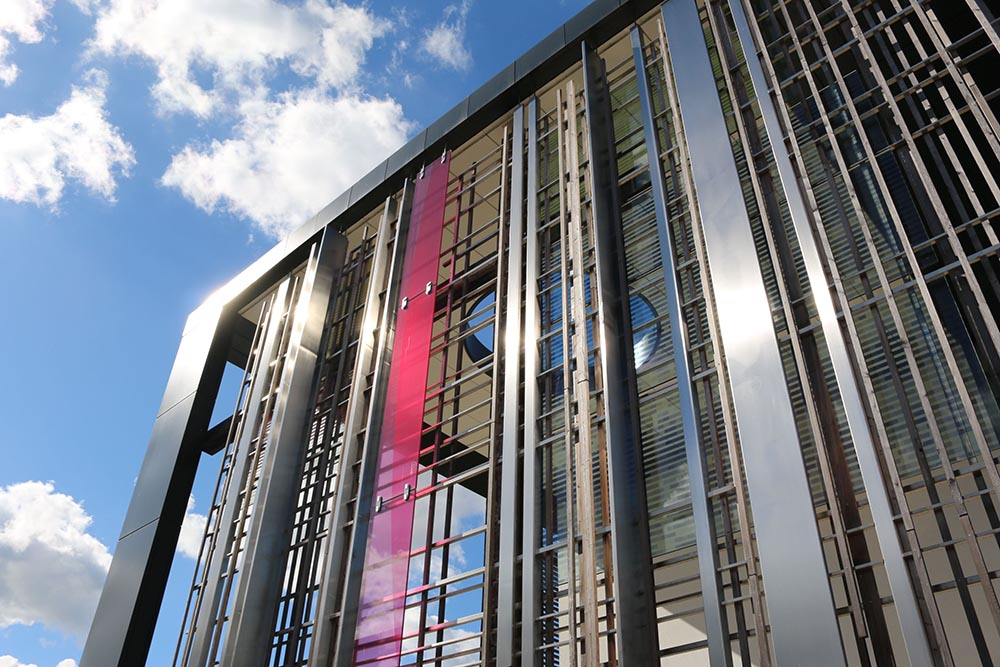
[662,0,846,664]
[630,25,729,666]
[353,155,450,666]
[80,518,161,667]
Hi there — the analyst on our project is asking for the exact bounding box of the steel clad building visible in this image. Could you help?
[82,0,1000,665]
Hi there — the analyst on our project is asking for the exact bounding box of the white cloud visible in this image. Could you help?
[0,659,78,667]
[0,0,98,86]
[176,495,207,560]
[420,1,473,72]
[0,69,134,207]
[89,0,389,116]
[0,0,51,86]
[162,89,412,238]
[0,482,111,639]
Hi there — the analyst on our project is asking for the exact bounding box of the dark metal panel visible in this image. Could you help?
[350,162,390,208]
[385,130,428,179]
[520,97,540,667]
[563,0,621,45]
[157,308,226,417]
[219,229,348,665]
[122,313,229,539]
[630,26,731,667]
[661,1,845,664]
[580,41,659,666]
[496,106,524,667]
[425,99,471,153]
[723,2,934,665]
[308,195,405,667]
[82,309,230,666]
[469,64,517,117]
[80,518,162,667]
[514,27,567,82]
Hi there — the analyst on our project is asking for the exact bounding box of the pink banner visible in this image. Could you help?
[354,155,451,666]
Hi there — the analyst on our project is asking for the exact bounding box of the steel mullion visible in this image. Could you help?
[221,229,347,665]
[741,4,968,662]
[704,3,888,660]
[663,2,848,664]
[555,87,580,667]
[789,0,1000,634]
[631,25,731,667]
[311,190,409,667]
[186,278,292,667]
[654,15,771,665]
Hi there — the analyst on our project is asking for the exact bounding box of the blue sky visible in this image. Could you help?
[0,1,589,665]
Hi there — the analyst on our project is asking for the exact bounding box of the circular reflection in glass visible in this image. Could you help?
[464,291,495,362]
[464,290,659,369]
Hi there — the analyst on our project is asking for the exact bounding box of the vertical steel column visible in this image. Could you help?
[497,106,526,667]
[580,42,658,666]
[309,190,411,667]
[520,97,540,667]
[81,305,231,667]
[630,26,731,667]
[725,1,935,664]
[188,278,293,667]
[219,229,347,665]
[660,1,845,664]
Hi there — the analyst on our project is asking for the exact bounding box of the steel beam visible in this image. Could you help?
[660,1,845,664]
[580,41,659,667]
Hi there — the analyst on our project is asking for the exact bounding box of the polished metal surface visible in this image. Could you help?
[496,106,524,667]
[581,41,658,666]
[723,2,935,664]
[661,1,845,664]
[631,25,731,667]
[309,196,400,667]
[187,278,293,667]
[520,96,540,667]
[219,229,347,665]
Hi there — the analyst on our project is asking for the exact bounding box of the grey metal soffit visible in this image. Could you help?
[660,0,846,664]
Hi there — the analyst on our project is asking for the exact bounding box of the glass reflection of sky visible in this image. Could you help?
[465,289,660,368]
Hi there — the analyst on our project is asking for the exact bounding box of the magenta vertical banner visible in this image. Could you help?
[354,155,451,666]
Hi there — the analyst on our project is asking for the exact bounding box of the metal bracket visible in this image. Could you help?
[375,496,383,513]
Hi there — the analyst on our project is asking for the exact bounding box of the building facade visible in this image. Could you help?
[82,0,1000,665]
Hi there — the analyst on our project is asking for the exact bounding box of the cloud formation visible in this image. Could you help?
[162,89,411,237]
[420,1,473,71]
[0,70,134,207]
[0,482,111,639]
[0,657,78,667]
[176,495,207,561]
[89,0,388,116]
[0,0,97,86]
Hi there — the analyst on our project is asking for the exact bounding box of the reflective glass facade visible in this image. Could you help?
[83,0,1000,665]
